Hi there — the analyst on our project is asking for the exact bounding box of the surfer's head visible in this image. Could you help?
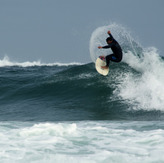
[106,37,113,44]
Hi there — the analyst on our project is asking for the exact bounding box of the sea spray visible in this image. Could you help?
[89,23,142,62]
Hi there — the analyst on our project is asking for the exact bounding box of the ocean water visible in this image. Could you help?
[1,24,164,163]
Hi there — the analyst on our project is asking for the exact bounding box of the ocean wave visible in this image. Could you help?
[0,23,164,121]
[0,60,164,121]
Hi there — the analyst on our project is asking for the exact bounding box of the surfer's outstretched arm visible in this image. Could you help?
[98,44,112,49]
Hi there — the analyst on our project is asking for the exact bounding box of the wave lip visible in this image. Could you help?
[0,56,83,67]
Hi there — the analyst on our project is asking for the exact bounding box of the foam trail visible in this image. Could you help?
[0,56,83,67]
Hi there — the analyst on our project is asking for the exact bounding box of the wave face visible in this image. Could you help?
[0,53,164,121]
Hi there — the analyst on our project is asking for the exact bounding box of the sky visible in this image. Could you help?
[0,0,164,63]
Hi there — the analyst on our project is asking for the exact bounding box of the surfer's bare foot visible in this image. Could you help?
[101,66,108,69]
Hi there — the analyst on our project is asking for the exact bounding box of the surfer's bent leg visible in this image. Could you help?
[105,53,122,66]
[105,54,114,66]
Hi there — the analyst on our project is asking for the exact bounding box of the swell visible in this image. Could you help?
[0,63,164,121]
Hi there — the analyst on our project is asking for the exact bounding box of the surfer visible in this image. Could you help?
[98,31,122,69]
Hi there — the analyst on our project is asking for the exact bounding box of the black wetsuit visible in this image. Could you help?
[102,33,122,66]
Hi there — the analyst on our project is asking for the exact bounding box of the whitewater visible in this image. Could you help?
[1,23,164,163]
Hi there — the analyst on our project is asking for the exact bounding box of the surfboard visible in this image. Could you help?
[95,56,109,76]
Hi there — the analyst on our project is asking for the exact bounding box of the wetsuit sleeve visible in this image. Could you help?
[102,45,111,49]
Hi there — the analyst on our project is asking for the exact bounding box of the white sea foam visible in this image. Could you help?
[1,121,164,163]
[0,56,82,67]
[117,47,164,111]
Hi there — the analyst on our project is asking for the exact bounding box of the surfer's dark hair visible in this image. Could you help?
[106,37,113,42]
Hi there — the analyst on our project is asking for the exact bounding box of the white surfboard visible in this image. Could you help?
[95,56,109,76]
